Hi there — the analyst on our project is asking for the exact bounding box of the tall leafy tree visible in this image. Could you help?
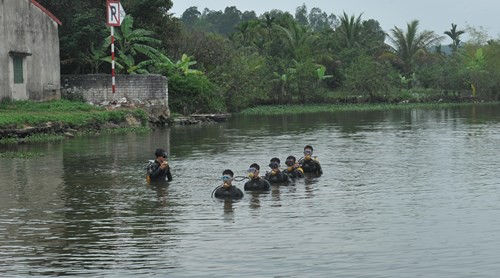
[444,23,465,52]
[277,22,314,60]
[388,20,444,76]
[337,12,364,48]
[308,7,334,32]
[295,4,309,26]
[181,6,202,28]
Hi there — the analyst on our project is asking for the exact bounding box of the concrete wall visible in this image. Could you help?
[62,74,168,103]
[0,0,61,101]
[62,74,170,121]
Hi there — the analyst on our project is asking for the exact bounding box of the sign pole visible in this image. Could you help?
[111,26,116,94]
[107,0,125,98]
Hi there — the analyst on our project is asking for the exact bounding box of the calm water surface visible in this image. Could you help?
[1,104,500,277]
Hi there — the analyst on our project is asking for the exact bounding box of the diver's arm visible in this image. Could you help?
[166,168,173,181]
[148,162,165,179]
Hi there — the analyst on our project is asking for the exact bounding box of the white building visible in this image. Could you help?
[0,0,61,101]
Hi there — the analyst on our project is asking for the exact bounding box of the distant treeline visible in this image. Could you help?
[38,0,500,114]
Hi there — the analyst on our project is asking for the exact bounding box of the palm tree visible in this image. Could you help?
[337,12,364,48]
[444,23,465,52]
[388,20,444,76]
[277,22,314,60]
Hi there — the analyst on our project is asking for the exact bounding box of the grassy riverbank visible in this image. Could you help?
[2,98,498,146]
[239,101,500,115]
[0,99,149,144]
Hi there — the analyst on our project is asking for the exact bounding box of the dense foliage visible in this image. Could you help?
[39,1,500,114]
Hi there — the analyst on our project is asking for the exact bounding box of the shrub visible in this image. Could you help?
[168,73,225,114]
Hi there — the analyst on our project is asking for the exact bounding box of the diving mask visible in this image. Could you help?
[247,167,257,178]
[304,150,313,160]
[269,162,279,169]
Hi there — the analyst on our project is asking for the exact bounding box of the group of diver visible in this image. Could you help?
[145,145,322,200]
[212,145,322,200]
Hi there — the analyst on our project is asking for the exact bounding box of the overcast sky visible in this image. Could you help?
[170,0,500,43]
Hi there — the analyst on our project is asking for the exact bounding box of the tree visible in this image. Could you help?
[308,7,334,32]
[388,20,444,76]
[219,6,243,35]
[444,23,465,52]
[241,11,258,22]
[277,22,314,60]
[295,4,308,26]
[181,6,201,27]
[337,12,364,48]
[343,54,392,97]
[122,0,173,30]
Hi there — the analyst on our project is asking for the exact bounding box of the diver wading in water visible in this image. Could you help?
[244,163,271,191]
[264,157,290,184]
[146,148,173,184]
[282,155,304,179]
[299,145,322,175]
[212,169,244,199]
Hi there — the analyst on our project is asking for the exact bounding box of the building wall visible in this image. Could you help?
[0,0,61,101]
[0,3,8,100]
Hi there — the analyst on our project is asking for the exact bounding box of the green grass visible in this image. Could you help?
[0,99,148,129]
[0,99,151,145]
[239,102,500,116]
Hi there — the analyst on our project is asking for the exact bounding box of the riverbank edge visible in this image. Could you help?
[1,99,498,145]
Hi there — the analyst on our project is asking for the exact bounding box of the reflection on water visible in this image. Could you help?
[1,104,500,276]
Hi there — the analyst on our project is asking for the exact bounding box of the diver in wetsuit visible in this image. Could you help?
[282,155,304,179]
[264,157,290,184]
[244,163,271,191]
[213,169,244,199]
[146,148,173,183]
[299,145,322,175]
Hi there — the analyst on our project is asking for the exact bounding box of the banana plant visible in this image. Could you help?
[102,15,162,74]
[175,54,203,75]
[316,65,332,80]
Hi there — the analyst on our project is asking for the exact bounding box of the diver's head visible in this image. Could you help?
[269,157,280,175]
[285,155,296,171]
[303,145,313,161]
[222,169,234,188]
[155,148,168,162]
[247,163,260,179]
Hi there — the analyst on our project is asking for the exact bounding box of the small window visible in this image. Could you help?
[13,56,24,84]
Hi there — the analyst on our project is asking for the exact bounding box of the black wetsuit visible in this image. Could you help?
[300,159,322,175]
[264,171,290,184]
[214,186,244,199]
[283,167,304,179]
[244,177,271,191]
[147,160,173,182]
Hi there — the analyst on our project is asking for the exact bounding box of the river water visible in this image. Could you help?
[1,104,500,277]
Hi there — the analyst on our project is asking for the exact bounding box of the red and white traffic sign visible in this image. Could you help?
[106,0,126,26]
